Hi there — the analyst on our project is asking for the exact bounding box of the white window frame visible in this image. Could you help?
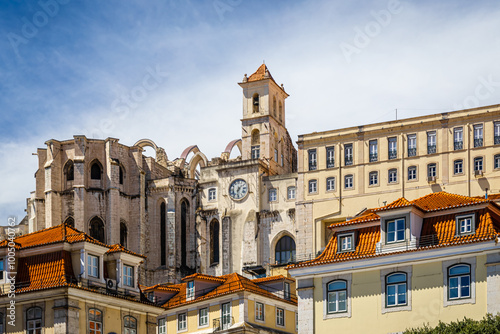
[386,218,405,243]
[495,154,500,169]
[276,307,285,327]
[178,312,187,332]
[158,318,166,334]
[473,124,483,147]
[474,157,483,171]
[456,213,475,236]
[251,145,260,159]
[388,137,397,159]
[369,171,378,186]
[326,146,335,168]
[344,175,353,189]
[380,266,412,314]
[255,302,265,322]
[308,149,317,171]
[344,144,353,165]
[88,254,99,278]
[322,273,352,319]
[407,166,417,181]
[198,307,208,328]
[388,169,397,183]
[427,163,437,178]
[308,180,317,194]
[443,257,476,307]
[208,188,217,201]
[186,281,195,299]
[287,186,296,200]
[326,177,335,191]
[454,160,463,175]
[337,232,355,252]
[407,134,417,156]
[268,188,277,202]
[123,264,134,287]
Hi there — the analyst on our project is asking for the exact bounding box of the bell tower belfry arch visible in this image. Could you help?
[238,64,294,174]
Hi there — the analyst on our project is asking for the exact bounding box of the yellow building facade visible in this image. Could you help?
[296,104,500,257]
[289,192,500,333]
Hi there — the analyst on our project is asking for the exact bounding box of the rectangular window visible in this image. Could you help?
[178,313,187,331]
[88,254,99,278]
[221,303,231,329]
[388,169,397,183]
[284,282,291,300]
[454,127,463,150]
[369,171,378,186]
[407,134,417,157]
[388,137,397,159]
[326,177,335,191]
[276,308,285,327]
[427,131,436,154]
[326,146,335,168]
[158,318,166,334]
[255,302,264,321]
[474,157,483,171]
[454,160,463,175]
[495,122,500,145]
[344,144,353,166]
[369,140,378,162]
[199,308,208,327]
[251,145,260,159]
[208,188,216,201]
[344,175,353,189]
[473,124,483,147]
[387,218,405,243]
[308,180,317,193]
[269,188,277,202]
[187,281,195,299]
[287,186,296,200]
[123,264,134,287]
[428,163,437,178]
[495,155,500,169]
[308,149,317,171]
[408,166,417,181]
[456,214,475,235]
[338,233,354,252]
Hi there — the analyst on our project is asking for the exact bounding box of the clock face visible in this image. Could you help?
[229,179,248,200]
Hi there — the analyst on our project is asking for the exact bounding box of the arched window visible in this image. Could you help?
[124,315,137,334]
[89,308,102,334]
[89,217,105,243]
[120,221,128,248]
[91,161,102,180]
[252,93,259,113]
[273,96,277,117]
[64,216,75,228]
[119,166,124,185]
[160,202,166,266]
[210,219,220,265]
[275,235,296,264]
[64,160,74,181]
[448,264,471,300]
[26,306,43,333]
[386,273,407,306]
[181,199,189,267]
[327,280,347,313]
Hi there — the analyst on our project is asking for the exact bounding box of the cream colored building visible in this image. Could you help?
[288,192,500,333]
[146,273,297,333]
[296,104,500,257]
[0,223,164,333]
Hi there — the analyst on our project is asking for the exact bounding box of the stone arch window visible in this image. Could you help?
[210,219,220,265]
[180,199,189,267]
[90,160,102,180]
[252,93,259,113]
[64,160,74,181]
[89,308,102,334]
[89,217,105,243]
[119,166,125,185]
[275,235,296,265]
[64,216,75,228]
[124,315,137,334]
[120,221,128,248]
[273,96,277,117]
[251,129,260,159]
[26,306,43,334]
[160,202,166,266]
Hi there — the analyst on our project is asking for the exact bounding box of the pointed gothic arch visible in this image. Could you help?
[89,216,105,243]
[210,219,220,265]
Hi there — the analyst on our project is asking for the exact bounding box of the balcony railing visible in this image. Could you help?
[213,316,234,332]
[345,158,353,166]
[454,141,463,150]
[495,136,500,145]
[369,153,378,162]
[388,150,397,160]
[474,138,483,147]
[427,145,436,154]
[326,159,335,168]
[407,147,416,157]
[308,163,317,171]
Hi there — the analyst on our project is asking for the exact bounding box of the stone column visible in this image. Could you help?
[222,216,232,275]
[487,253,500,314]
[297,278,315,334]
[53,298,80,334]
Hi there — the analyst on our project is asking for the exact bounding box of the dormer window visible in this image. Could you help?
[456,214,475,236]
[386,218,405,243]
[88,254,99,278]
[187,281,195,299]
[338,233,355,252]
[252,93,259,113]
[123,264,134,287]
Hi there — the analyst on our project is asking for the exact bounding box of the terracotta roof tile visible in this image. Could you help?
[181,273,225,283]
[252,275,288,284]
[142,283,180,293]
[247,64,274,82]
[106,244,146,258]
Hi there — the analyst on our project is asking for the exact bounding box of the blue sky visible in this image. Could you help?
[1,0,500,224]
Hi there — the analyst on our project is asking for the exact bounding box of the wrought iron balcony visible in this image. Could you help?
[327,159,335,168]
[454,141,463,150]
[345,158,353,166]
[308,163,317,171]
[495,136,500,145]
[407,148,416,157]
[427,145,436,154]
[213,316,234,332]
[369,153,378,162]
[474,138,483,148]
[388,150,397,160]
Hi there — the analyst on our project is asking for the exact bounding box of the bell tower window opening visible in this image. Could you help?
[89,217,105,243]
[210,219,220,265]
[119,166,124,185]
[251,129,260,159]
[253,93,259,113]
[65,160,74,181]
[120,221,128,248]
[90,161,102,180]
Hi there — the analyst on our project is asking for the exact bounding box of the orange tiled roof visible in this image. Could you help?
[293,194,500,270]
[142,283,181,293]
[247,64,274,82]
[106,244,146,258]
[252,275,287,284]
[182,273,226,283]
[162,273,296,309]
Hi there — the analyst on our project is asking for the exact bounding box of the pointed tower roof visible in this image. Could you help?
[242,63,288,95]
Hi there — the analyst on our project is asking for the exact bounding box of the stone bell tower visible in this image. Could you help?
[238,64,295,175]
